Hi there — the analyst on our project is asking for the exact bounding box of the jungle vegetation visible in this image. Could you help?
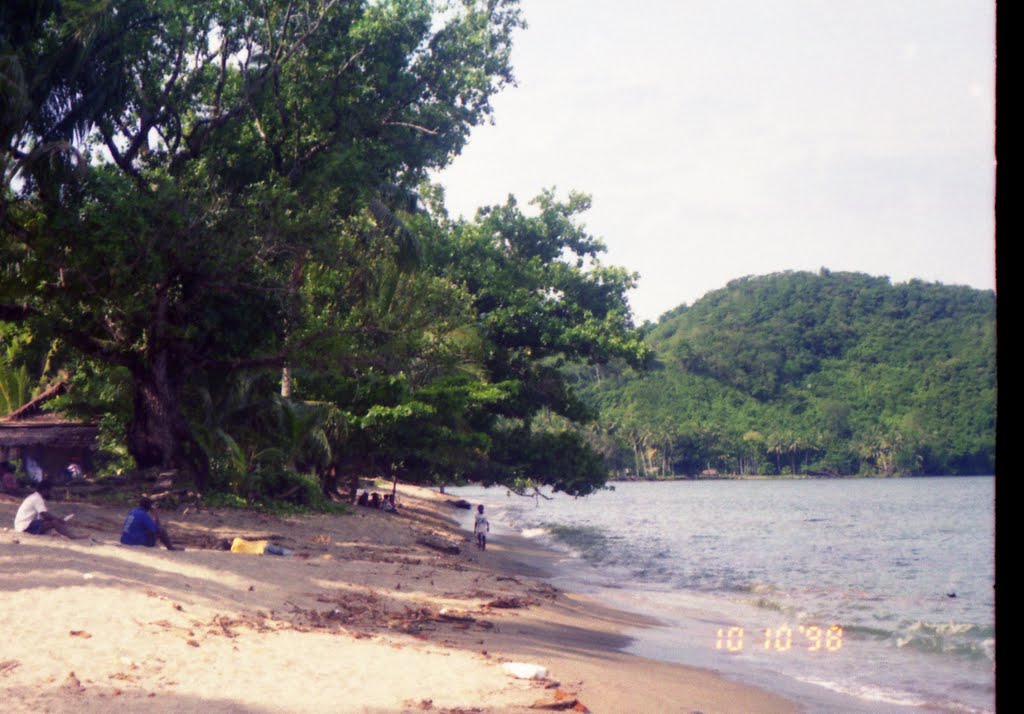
[578,270,995,478]
[1,3,994,507]
[1,0,646,501]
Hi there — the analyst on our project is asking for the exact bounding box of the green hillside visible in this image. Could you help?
[580,270,995,477]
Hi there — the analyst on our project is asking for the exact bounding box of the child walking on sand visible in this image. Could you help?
[474,504,490,550]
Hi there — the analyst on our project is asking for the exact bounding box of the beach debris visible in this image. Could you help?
[69,630,92,638]
[529,695,588,711]
[437,608,476,623]
[63,671,85,693]
[529,689,589,712]
[0,659,20,675]
[529,583,559,599]
[502,662,549,680]
[417,537,461,555]
[487,596,532,609]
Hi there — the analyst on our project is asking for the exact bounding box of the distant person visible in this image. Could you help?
[1,460,17,493]
[23,454,44,483]
[381,493,398,513]
[369,492,381,509]
[13,480,83,538]
[63,456,85,481]
[357,490,370,507]
[121,497,182,550]
[474,504,490,550]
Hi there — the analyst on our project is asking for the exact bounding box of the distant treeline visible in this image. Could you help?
[576,270,995,477]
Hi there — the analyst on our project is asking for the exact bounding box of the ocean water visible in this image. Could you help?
[450,477,995,713]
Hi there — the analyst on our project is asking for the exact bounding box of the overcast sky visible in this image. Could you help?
[434,0,995,324]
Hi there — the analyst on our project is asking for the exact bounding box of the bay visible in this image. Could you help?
[450,477,995,713]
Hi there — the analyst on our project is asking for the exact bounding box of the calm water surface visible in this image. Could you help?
[451,477,995,713]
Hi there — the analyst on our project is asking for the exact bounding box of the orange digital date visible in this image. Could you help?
[715,624,843,652]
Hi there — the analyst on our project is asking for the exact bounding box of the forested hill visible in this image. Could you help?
[580,270,995,477]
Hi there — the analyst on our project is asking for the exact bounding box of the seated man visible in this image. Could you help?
[14,480,83,538]
[121,497,182,550]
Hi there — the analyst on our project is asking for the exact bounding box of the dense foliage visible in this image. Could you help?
[1,0,645,499]
[581,270,995,477]
[1,4,993,502]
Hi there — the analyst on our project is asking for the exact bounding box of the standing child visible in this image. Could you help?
[474,504,490,550]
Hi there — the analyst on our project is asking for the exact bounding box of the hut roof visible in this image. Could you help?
[0,414,99,448]
[1,380,99,449]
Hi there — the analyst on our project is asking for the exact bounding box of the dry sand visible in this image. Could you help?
[1,483,800,713]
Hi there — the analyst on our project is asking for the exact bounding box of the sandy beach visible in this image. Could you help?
[1,482,800,713]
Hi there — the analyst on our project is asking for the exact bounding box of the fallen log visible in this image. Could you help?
[416,538,460,555]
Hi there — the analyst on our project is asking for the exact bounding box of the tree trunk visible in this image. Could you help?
[127,350,209,491]
[281,365,292,398]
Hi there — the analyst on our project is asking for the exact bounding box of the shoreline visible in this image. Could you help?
[1,483,800,713]
[607,472,995,482]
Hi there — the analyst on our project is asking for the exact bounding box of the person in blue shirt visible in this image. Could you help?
[121,497,182,550]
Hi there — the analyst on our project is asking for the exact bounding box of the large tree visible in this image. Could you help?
[1,0,522,488]
[426,190,650,494]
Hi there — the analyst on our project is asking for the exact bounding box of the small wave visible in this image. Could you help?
[750,597,786,613]
[894,621,992,659]
[520,527,551,539]
[842,623,892,639]
[798,672,991,708]
[795,675,930,709]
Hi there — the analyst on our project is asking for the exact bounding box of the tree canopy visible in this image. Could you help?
[2,1,647,499]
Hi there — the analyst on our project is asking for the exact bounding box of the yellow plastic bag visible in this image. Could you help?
[230,537,268,554]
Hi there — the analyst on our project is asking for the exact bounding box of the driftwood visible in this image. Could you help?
[415,538,460,555]
[435,612,476,624]
[486,596,533,609]
[530,698,588,712]
[530,690,589,712]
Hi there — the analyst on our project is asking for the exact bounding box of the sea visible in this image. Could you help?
[448,477,995,713]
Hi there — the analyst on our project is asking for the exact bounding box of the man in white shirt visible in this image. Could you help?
[14,480,82,538]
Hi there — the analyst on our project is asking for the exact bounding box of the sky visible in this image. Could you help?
[434,0,996,324]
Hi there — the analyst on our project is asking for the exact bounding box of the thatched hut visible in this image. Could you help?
[0,382,99,480]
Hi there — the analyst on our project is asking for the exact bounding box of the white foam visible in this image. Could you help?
[519,527,550,539]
